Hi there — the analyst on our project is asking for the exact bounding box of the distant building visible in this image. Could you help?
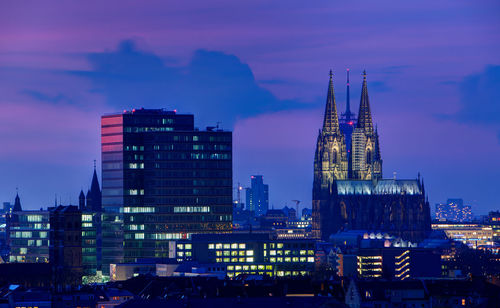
[245,175,269,216]
[101,109,232,274]
[487,211,500,242]
[49,205,83,289]
[435,199,473,222]
[432,222,493,249]
[6,194,50,263]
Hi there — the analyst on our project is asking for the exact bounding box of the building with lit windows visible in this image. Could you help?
[101,109,232,274]
[7,207,50,263]
[432,222,494,249]
[175,233,316,277]
[354,248,440,280]
[245,175,269,216]
[357,253,383,278]
[435,198,472,222]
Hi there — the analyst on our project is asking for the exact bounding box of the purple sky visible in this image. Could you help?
[1,1,499,214]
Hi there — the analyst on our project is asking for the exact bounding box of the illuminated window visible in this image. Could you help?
[277,243,284,249]
[215,243,222,249]
[270,250,276,256]
[231,243,238,249]
[135,233,144,239]
[239,243,246,249]
[307,257,314,262]
[239,258,245,262]
[185,244,192,249]
[208,244,214,249]
[223,244,230,249]
[246,257,254,262]
[246,250,254,256]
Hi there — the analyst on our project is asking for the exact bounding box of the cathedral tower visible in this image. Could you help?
[312,70,347,239]
[351,70,382,180]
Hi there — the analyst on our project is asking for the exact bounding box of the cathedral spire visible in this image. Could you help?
[357,70,374,133]
[13,190,22,211]
[322,69,340,134]
[344,68,353,122]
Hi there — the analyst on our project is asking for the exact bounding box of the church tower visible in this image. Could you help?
[312,70,347,239]
[351,70,383,180]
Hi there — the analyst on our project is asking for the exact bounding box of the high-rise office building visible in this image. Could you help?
[245,175,269,216]
[101,108,232,273]
[435,199,472,222]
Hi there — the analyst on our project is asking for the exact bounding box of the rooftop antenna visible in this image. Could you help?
[393,171,397,180]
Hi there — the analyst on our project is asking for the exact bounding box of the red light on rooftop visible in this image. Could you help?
[123,110,127,113]
[348,121,354,125]
[132,108,136,113]
[174,109,177,113]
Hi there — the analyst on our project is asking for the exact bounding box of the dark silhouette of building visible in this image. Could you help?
[245,175,269,216]
[101,108,232,274]
[312,70,431,241]
[49,205,83,290]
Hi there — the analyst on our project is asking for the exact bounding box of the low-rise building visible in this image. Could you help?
[175,233,316,278]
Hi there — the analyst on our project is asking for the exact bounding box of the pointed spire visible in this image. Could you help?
[89,161,102,211]
[13,190,22,212]
[357,70,374,133]
[344,68,353,122]
[374,126,381,160]
[79,190,86,210]
[322,69,340,134]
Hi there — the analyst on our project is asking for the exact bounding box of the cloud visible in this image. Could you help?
[456,65,500,125]
[20,89,70,104]
[69,40,310,128]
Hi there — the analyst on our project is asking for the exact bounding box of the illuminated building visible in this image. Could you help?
[435,198,472,222]
[312,70,431,241]
[101,109,232,274]
[175,233,316,277]
[7,195,50,263]
[245,175,269,216]
[357,254,383,278]
[432,223,494,249]
[487,211,500,242]
[354,248,440,280]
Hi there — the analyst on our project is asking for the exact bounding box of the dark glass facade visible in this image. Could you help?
[101,109,232,273]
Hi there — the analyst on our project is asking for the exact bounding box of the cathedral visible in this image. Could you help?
[312,70,431,241]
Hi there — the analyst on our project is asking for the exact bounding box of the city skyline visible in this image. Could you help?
[1,1,500,214]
